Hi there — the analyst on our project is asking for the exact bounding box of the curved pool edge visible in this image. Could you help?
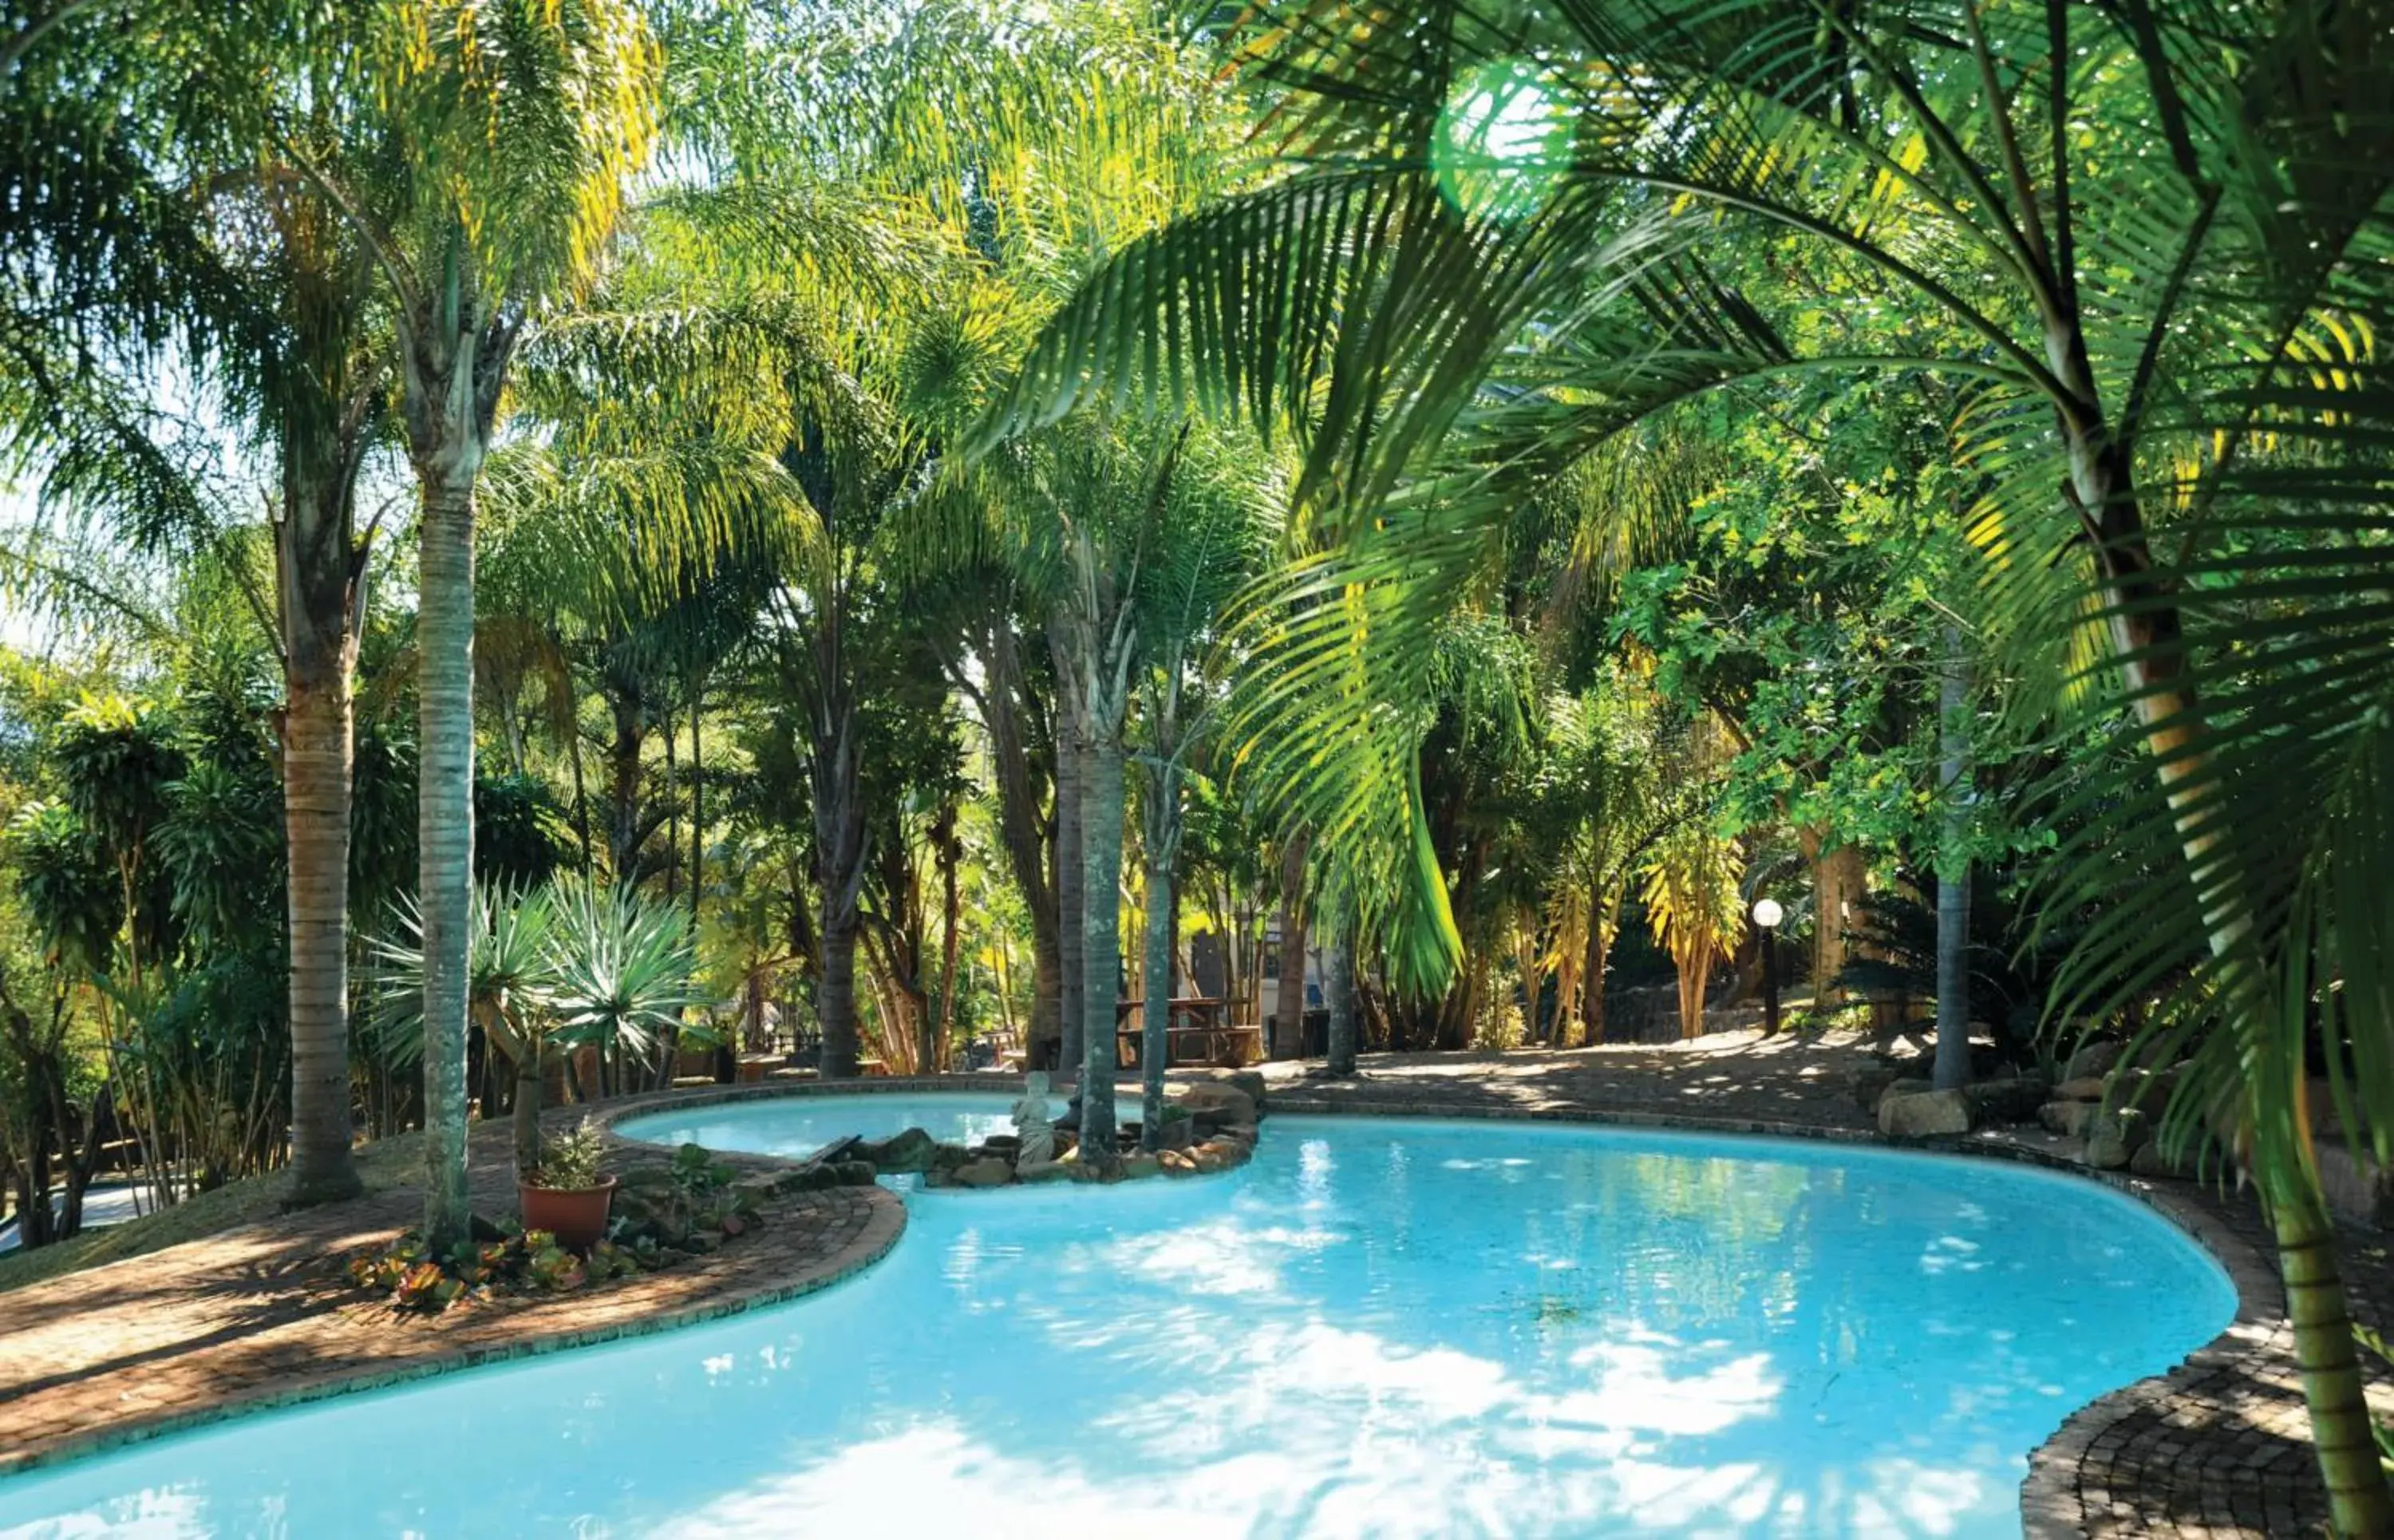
[0,1074,2288,1540]
[1263,1089,2288,1540]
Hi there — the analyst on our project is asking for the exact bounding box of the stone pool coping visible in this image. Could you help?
[0,1073,2316,1537]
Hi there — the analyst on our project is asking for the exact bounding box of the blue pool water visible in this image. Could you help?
[0,1097,2235,1538]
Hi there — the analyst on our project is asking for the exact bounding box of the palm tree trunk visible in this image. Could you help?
[1079,733,1124,1165]
[2052,372,2394,1528]
[282,650,361,1204]
[2274,1185,2391,1537]
[1326,919,1357,1076]
[513,1054,543,1180]
[1580,898,1614,1047]
[1933,625,1973,1092]
[1053,725,1084,1078]
[819,909,862,1079]
[1273,832,1310,1059]
[417,471,476,1252]
[1139,785,1175,1151]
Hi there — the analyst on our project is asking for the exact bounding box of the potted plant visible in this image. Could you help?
[520,1119,617,1250]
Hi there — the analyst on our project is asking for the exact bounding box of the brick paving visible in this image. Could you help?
[3,1038,2387,1536]
[0,1093,902,1479]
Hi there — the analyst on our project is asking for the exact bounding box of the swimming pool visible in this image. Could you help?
[0,1096,2235,1538]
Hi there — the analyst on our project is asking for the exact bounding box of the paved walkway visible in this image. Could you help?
[0,1100,901,1478]
[2,1033,2385,1537]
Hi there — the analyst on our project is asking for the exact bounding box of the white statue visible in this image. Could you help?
[1012,1070,1057,1167]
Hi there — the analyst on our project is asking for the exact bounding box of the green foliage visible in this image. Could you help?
[531,1119,608,1191]
[474,773,575,890]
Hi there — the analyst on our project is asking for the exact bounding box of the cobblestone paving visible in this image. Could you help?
[0,1096,901,1478]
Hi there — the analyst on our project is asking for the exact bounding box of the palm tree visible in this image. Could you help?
[987,0,2394,1521]
[284,0,658,1250]
[2,2,393,1206]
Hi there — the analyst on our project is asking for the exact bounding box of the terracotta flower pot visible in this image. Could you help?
[518,1175,618,1251]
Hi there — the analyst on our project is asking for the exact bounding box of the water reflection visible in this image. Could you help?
[0,1114,2234,1539]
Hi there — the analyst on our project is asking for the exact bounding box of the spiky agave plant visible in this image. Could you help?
[541,877,705,1093]
[370,883,558,1178]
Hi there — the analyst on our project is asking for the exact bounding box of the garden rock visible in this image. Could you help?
[1158,1150,1199,1176]
[1177,1082,1258,1131]
[831,1159,877,1187]
[1959,1076,2048,1125]
[1878,1088,1972,1138]
[2063,1040,2125,1082]
[852,1127,937,1174]
[1872,1077,1934,1116]
[1215,1070,1268,1111]
[2083,1109,2147,1171]
[2040,1100,2097,1139]
[2052,1076,2106,1101]
[954,1156,1013,1188]
[1014,1158,1071,1183]
[1120,1153,1162,1180]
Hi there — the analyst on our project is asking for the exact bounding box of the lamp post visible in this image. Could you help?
[1751,898,1784,1036]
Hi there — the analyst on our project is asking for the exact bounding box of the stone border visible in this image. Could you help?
[603,1073,1266,1187]
[1264,1090,2285,1540]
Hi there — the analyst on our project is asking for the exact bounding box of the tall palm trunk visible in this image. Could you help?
[1272,832,1310,1058]
[1053,726,1085,1079]
[1079,732,1124,1163]
[819,910,862,1078]
[1138,770,1178,1150]
[1325,919,1357,1076]
[1799,829,1864,1005]
[1580,897,1616,1046]
[1932,626,1972,1092]
[2070,405,2394,1530]
[415,469,477,1250]
[812,700,867,1080]
[975,624,1061,1063]
[398,267,509,1254]
[282,655,361,1203]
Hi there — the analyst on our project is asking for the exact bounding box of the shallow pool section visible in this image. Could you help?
[614,1092,1018,1163]
[0,1105,2234,1538]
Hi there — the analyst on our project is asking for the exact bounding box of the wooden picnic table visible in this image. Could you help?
[1112,999,1259,1068]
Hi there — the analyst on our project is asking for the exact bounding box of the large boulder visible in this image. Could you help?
[2051,1076,2107,1102]
[1120,1153,1163,1181]
[2084,1109,2147,1171]
[1014,1157,1072,1183]
[1959,1076,2048,1125]
[2040,1100,2098,1139]
[1871,1077,1935,1117]
[852,1127,938,1174]
[1176,1082,1258,1133]
[953,1155,1013,1188]
[1214,1070,1269,1112]
[1878,1088,1972,1138]
[2062,1039,2126,1083]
